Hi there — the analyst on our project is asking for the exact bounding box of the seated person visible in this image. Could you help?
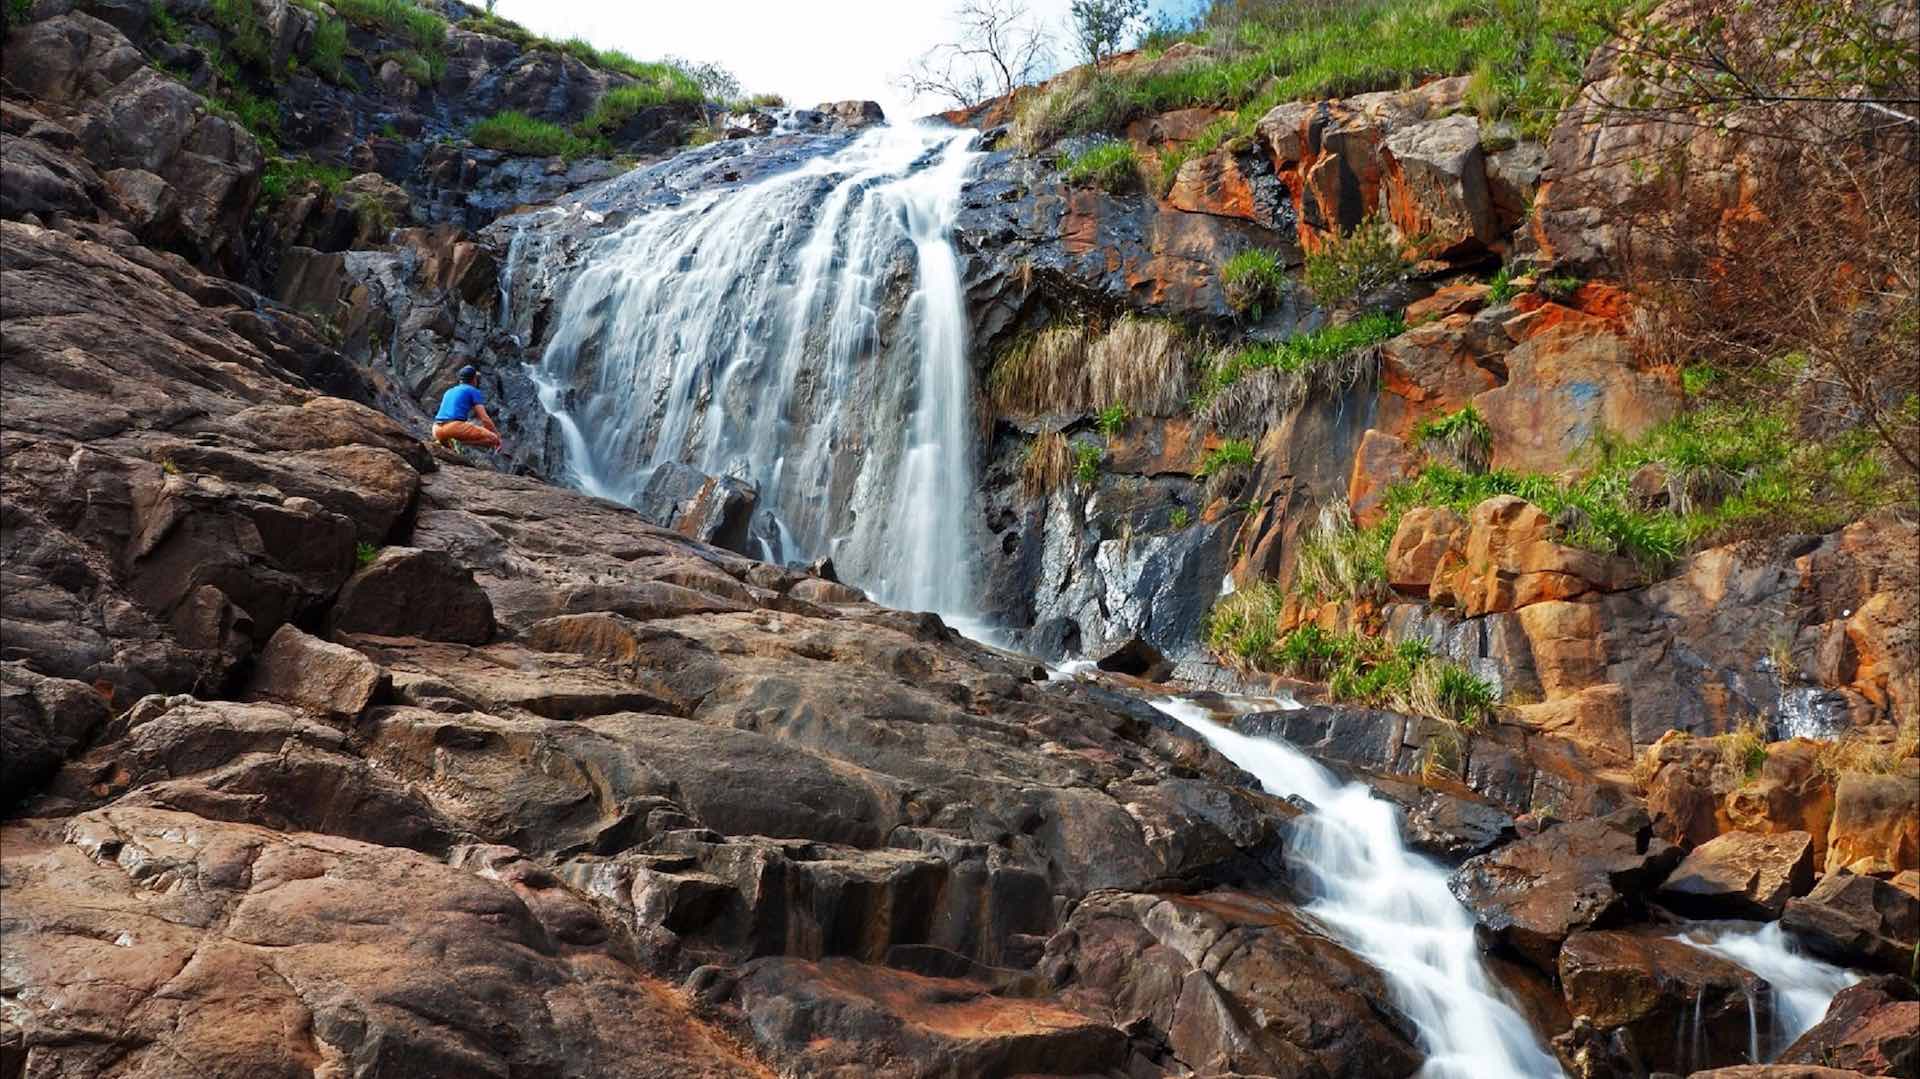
[432,364,501,451]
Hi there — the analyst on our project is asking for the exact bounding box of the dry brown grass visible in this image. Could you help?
[1020,431,1075,497]
[1087,315,1192,417]
[1010,67,1092,152]
[1817,718,1920,777]
[988,323,1094,416]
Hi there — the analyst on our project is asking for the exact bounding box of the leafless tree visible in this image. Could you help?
[899,0,1055,110]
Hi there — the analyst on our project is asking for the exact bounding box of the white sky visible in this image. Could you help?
[487,0,1192,121]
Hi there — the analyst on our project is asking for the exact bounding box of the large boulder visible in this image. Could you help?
[1556,930,1770,1075]
[1825,769,1920,875]
[1450,807,1683,973]
[1385,505,1466,596]
[1656,830,1816,920]
[1780,872,1920,976]
[245,623,388,718]
[635,462,759,557]
[1381,112,1496,258]
[328,546,496,644]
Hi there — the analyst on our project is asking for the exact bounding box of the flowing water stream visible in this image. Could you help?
[1149,697,1568,1079]
[528,122,985,616]
[1674,920,1859,1062]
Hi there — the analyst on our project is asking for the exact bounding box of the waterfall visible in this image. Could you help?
[1151,697,1566,1079]
[527,123,985,617]
[1675,920,1858,1060]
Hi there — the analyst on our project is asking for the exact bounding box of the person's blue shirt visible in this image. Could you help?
[435,383,484,423]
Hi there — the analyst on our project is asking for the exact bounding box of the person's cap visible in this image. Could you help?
[458,364,478,380]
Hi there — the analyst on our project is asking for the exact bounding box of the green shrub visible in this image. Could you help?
[4,0,35,33]
[1094,403,1130,438]
[1412,406,1492,472]
[1221,247,1288,319]
[355,541,379,567]
[208,83,282,150]
[383,49,438,85]
[1539,273,1581,301]
[1205,610,1496,727]
[470,111,602,158]
[211,0,272,70]
[304,8,349,82]
[150,0,182,43]
[1060,140,1142,193]
[259,156,352,204]
[575,75,705,137]
[1073,442,1103,485]
[1170,506,1191,529]
[1486,264,1517,305]
[1303,213,1408,307]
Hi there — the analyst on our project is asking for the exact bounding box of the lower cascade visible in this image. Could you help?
[1151,697,1568,1079]
[528,121,985,617]
[1675,921,1860,1063]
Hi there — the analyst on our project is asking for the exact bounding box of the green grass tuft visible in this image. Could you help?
[1196,311,1402,410]
[1486,264,1517,305]
[1206,607,1496,727]
[1073,442,1103,486]
[259,156,352,204]
[575,74,706,138]
[470,111,604,158]
[1199,438,1255,477]
[1221,247,1289,319]
[1060,140,1143,194]
[1094,403,1130,438]
[332,0,446,52]
[1412,406,1492,472]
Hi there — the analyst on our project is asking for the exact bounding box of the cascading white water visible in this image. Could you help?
[528,123,985,616]
[1150,697,1566,1079]
[1675,920,1858,1061]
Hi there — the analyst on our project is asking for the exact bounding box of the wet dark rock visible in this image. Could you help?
[1095,635,1173,681]
[1450,807,1684,973]
[1556,930,1769,1076]
[635,461,760,557]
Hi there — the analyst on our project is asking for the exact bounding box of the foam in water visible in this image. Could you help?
[527,123,985,618]
[1674,920,1859,1061]
[1150,697,1565,1079]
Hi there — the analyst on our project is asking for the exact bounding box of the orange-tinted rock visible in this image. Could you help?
[1167,145,1258,219]
[1385,505,1466,596]
[1557,930,1770,1075]
[1473,322,1680,474]
[1847,591,1918,721]
[1457,495,1634,616]
[1377,314,1503,440]
[1641,731,1740,847]
[1404,281,1491,326]
[1725,740,1838,865]
[1346,428,1416,530]
[1514,685,1632,767]
[1827,769,1920,875]
[1514,600,1608,698]
[1781,872,1920,976]
[1381,112,1496,258]
[1125,106,1229,150]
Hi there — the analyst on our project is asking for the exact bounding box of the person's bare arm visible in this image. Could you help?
[473,404,499,434]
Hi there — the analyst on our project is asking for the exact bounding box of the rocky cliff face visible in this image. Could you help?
[3,3,1916,1078]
